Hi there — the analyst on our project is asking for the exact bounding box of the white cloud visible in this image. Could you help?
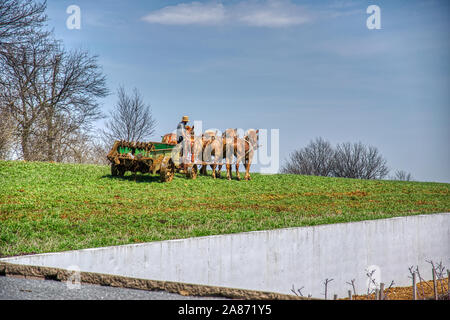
[142,2,226,25]
[327,0,360,9]
[235,0,310,27]
[142,0,311,27]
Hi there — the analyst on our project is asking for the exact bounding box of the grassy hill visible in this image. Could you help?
[1,160,449,257]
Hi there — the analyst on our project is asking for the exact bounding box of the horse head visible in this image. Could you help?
[162,133,177,145]
[223,128,238,139]
[245,129,259,147]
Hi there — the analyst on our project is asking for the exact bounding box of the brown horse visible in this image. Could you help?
[161,133,177,145]
[162,125,195,145]
[202,130,223,178]
[191,130,208,174]
[219,128,259,180]
[218,129,242,180]
[190,129,223,178]
[166,126,220,177]
[184,126,223,177]
[241,129,259,180]
[163,126,195,172]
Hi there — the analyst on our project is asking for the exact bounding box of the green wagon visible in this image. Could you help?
[106,140,197,182]
[106,140,175,182]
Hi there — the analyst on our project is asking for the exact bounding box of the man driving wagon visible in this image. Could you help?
[177,115,192,173]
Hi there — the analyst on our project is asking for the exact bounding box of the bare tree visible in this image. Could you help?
[0,33,54,160]
[0,33,108,161]
[52,131,109,165]
[392,170,413,181]
[281,137,334,176]
[0,0,47,45]
[0,0,47,159]
[346,279,357,295]
[35,48,109,161]
[291,284,305,297]
[0,107,14,159]
[333,142,389,180]
[87,139,110,165]
[322,278,334,300]
[282,138,389,180]
[0,1,108,162]
[102,86,157,145]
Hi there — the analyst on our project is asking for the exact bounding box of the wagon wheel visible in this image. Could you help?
[111,164,119,176]
[186,164,198,180]
[160,160,175,182]
[118,166,126,177]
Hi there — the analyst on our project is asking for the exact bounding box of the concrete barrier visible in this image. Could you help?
[2,213,449,298]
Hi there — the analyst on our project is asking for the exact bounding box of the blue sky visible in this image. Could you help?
[45,0,449,182]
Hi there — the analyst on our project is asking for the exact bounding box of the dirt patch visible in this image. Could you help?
[415,200,436,205]
[303,190,369,198]
[348,278,449,300]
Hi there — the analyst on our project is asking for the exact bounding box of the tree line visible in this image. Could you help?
[281,137,413,181]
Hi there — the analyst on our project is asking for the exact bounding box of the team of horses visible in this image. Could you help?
[162,127,259,181]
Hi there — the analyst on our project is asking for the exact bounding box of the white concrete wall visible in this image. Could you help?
[2,213,449,298]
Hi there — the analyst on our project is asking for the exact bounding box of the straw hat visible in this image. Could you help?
[182,115,189,122]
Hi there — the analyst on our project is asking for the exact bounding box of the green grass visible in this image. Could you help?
[1,160,449,257]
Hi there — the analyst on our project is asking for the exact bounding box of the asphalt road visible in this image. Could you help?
[0,275,224,300]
